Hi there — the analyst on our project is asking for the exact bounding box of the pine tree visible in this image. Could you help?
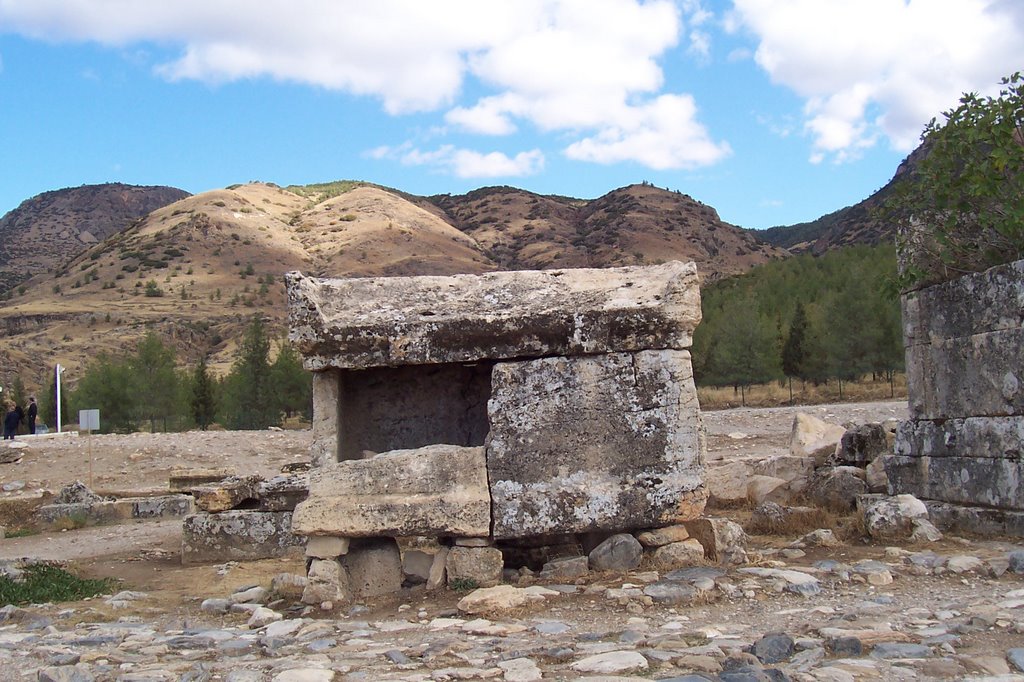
[222,314,278,429]
[130,332,180,432]
[270,341,311,421]
[781,302,808,402]
[189,355,217,430]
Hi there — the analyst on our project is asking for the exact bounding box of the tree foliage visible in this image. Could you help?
[882,72,1024,287]
[220,314,279,430]
[189,355,217,431]
[693,244,903,397]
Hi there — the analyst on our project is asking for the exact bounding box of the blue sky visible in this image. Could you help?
[1,1,1022,230]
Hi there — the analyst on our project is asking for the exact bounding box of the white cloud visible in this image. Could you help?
[565,94,731,169]
[371,143,545,179]
[0,0,730,173]
[732,0,1024,162]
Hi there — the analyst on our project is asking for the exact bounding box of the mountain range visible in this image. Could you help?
[0,171,899,389]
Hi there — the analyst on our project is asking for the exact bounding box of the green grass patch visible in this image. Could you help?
[4,527,38,538]
[0,563,117,606]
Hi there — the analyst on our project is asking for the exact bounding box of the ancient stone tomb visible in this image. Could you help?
[285,262,707,600]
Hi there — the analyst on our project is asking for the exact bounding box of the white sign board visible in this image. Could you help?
[79,409,100,432]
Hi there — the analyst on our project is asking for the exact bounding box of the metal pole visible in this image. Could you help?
[55,364,62,433]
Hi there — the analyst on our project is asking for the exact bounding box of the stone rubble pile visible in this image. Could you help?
[2,543,1023,681]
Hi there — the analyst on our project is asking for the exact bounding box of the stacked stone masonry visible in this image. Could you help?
[890,258,1024,530]
[286,262,709,596]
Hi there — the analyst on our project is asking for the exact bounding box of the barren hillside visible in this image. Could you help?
[0,183,189,292]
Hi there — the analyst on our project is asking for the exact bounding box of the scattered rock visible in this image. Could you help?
[588,533,643,572]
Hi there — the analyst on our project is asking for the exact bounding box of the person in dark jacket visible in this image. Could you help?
[3,401,18,440]
[27,396,37,435]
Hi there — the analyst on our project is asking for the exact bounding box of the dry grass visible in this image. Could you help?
[698,375,907,410]
[743,506,837,537]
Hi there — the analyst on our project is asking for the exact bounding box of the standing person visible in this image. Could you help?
[3,401,18,440]
[27,396,37,435]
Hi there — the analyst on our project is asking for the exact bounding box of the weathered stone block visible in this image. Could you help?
[446,546,504,588]
[894,416,1024,460]
[903,259,1024,345]
[923,500,1024,537]
[182,511,302,564]
[886,455,1024,510]
[345,538,403,598]
[789,413,845,461]
[487,350,706,539]
[291,445,489,537]
[257,473,309,512]
[835,423,890,466]
[286,262,701,370]
[906,328,1024,419]
[193,475,262,512]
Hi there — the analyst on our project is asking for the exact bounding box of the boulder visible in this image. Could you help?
[705,461,751,506]
[301,558,349,605]
[650,539,706,569]
[746,475,788,505]
[790,413,846,462]
[635,524,690,548]
[804,467,868,512]
[684,517,747,564]
[863,494,930,539]
[292,444,490,537]
[488,350,706,539]
[588,533,643,572]
[834,423,890,466]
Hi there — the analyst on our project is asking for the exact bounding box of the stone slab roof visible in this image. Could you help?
[286,261,701,370]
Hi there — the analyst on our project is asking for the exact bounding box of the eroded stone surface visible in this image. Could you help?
[487,350,706,539]
[286,262,701,370]
[182,511,301,564]
[291,445,489,537]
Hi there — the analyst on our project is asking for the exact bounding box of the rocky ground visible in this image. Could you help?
[2,400,1024,681]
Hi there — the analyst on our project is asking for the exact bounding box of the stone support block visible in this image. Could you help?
[181,511,301,564]
[487,350,706,539]
[895,416,1024,460]
[311,369,340,466]
[886,455,1024,511]
[292,445,489,537]
[683,517,747,564]
[286,262,701,370]
[446,546,504,588]
[345,538,403,598]
[305,536,350,559]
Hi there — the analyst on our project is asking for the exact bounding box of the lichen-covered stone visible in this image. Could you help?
[894,416,1024,460]
[182,511,302,564]
[286,262,701,371]
[487,350,705,539]
[257,472,309,512]
[302,558,348,605]
[192,475,262,512]
[310,370,340,466]
[291,445,489,537]
[885,455,1024,510]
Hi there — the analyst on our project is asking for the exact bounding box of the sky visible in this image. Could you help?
[1,1,1022,231]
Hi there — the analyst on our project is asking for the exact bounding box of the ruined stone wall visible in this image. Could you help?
[889,258,1024,533]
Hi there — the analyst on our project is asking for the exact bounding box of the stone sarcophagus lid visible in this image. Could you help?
[286,261,707,543]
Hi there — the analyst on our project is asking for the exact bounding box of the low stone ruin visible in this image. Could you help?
[285,262,710,604]
[888,258,1024,535]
